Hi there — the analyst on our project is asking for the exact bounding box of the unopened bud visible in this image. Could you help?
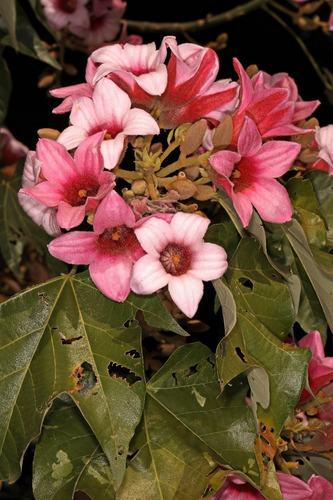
[37,128,60,140]
[168,180,197,200]
[131,179,148,195]
[193,185,216,201]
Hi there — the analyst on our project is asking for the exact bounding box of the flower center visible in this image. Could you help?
[57,0,77,13]
[65,177,99,206]
[97,225,139,256]
[160,243,192,276]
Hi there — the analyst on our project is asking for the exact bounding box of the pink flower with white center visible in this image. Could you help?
[40,0,90,32]
[209,117,300,227]
[56,77,160,169]
[69,0,126,46]
[18,151,61,236]
[48,190,146,302]
[91,37,171,102]
[211,472,333,499]
[312,124,333,176]
[251,70,320,124]
[19,132,115,231]
[230,58,315,147]
[298,330,333,403]
[130,212,228,318]
[50,57,96,114]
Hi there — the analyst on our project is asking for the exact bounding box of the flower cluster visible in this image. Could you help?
[18,36,330,317]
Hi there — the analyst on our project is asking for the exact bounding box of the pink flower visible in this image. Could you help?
[19,133,115,230]
[0,127,28,167]
[70,0,126,46]
[311,125,333,176]
[56,77,160,169]
[209,117,300,226]
[230,58,314,147]
[130,212,228,318]
[211,472,333,499]
[18,151,61,236]
[40,0,90,32]
[298,330,333,403]
[48,190,145,302]
[251,70,320,124]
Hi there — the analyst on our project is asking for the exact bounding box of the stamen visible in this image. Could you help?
[160,243,192,276]
[78,189,87,198]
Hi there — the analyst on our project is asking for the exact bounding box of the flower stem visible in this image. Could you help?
[113,167,143,181]
[157,153,208,178]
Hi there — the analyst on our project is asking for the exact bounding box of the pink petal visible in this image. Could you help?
[190,242,228,280]
[170,212,210,248]
[251,140,301,178]
[168,273,203,318]
[18,193,61,236]
[73,132,105,177]
[130,254,170,295]
[93,190,136,234]
[209,150,241,178]
[20,182,65,207]
[56,202,86,230]
[36,139,77,185]
[123,108,159,136]
[48,232,98,264]
[100,133,126,170]
[308,475,333,499]
[237,117,262,157]
[70,96,101,132]
[277,473,312,499]
[244,178,293,224]
[298,330,325,360]
[89,253,132,302]
[57,126,88,151]
[233,58,254,112]
[92,78,131,126]
[231,190,254,227]
[134,217,173,256]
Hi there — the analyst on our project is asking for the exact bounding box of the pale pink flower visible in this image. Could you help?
[211,472,333,499]
[230,58,314,147]
[70,0,126,46]
[298,330,333,403]
[19,133,115,230]
[48,190,145,302]
[209,117,300,226]
[130,212,228,318]
[40,0,90,32]
[251,70,320,124]
[0,127,28,166]
[311,124,333,176]
[56,77,160,169]
[18,151,61,236]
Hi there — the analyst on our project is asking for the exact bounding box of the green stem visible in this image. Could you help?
[113,167,143,180]
[263,2,333,91]
[122,0,268,34]
[157,153,208,178]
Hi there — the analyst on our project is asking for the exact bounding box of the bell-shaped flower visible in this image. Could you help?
[18,151,61,236]
[298,330,333,403]
[0,127,28,167]
[19,132,115,230]
[48,190,146,302]
[130,212,228,318]
[56,78,160,169]
[209,117,300,226]
[311,124,333,176]
[40,0,90,32]
[230,58,315,146]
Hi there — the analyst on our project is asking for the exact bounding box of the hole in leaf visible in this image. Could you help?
[235,347,247,363]
[125,348,140,359]
[185,364,199,377]
[71,362,97,394]
[107,362,142,386]
[61,335,83,345]
[238,277,253,291]
[172,372,179,385]
[117,445,125,456]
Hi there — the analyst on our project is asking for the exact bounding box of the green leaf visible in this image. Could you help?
[0,55,11,126]
[306,170,333,249]
[33,394,115,500]
[286,177,327,250]
[0,0,18,50]
[0,2,61,69]
[212,277,237,335]
[0,161,66,275]
[204,219,241,260]
[281,219,333,334]
[118,343,261,498]
[225,237,294,338]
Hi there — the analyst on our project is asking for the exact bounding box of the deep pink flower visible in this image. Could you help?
[69,0,126,46]
[298,330,333,403]
[209,117,300,226]
[230,58,314,146]
[311,125,333,176]
[130,212,228,318]
[251,70,320,124]
[56,77,160,169]
[0,127,28,167]
[211,472,333,499]
[18,151,61,236]
[40,0,90,32]
[48,190,145,302]
[19,133,115,230]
